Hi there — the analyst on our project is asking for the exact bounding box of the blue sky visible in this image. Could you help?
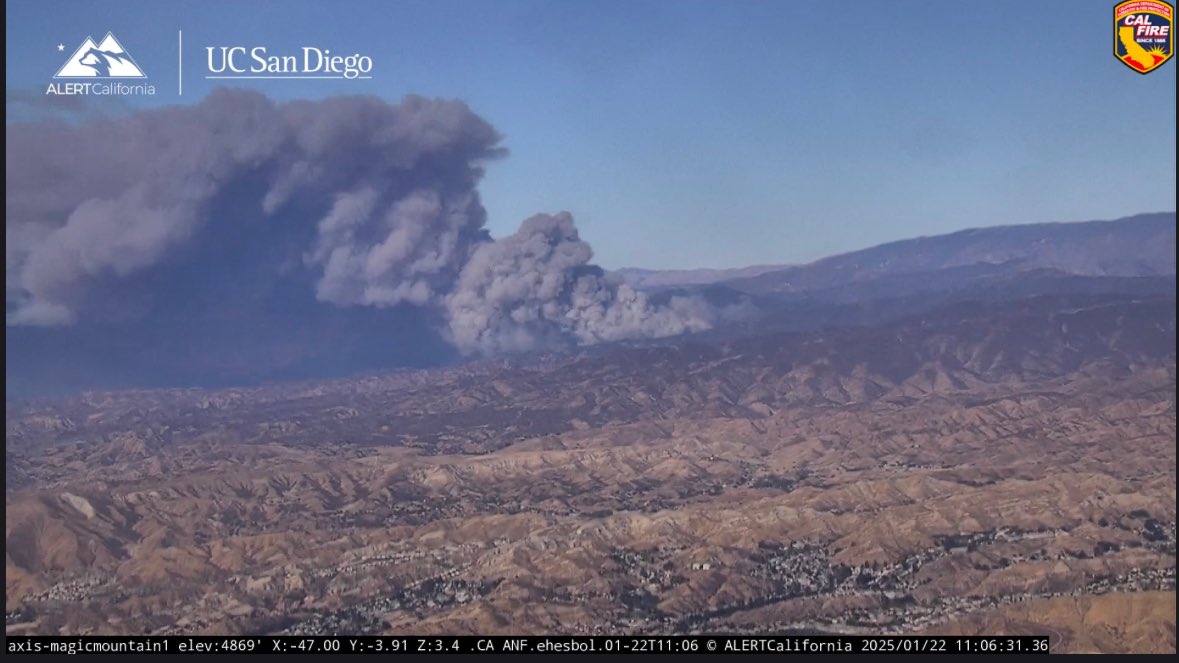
[6,0,1176,270]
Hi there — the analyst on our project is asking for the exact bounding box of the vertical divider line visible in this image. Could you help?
[178,30,183,96]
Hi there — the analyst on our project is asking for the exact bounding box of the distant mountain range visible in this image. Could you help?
[7,212,1174,397]
[612,264,787,289]
[617,212,1176,293]
[610,212,1176,346]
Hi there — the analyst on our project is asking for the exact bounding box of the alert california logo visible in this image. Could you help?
[46,32,156,96]
[1114,1,1174,73]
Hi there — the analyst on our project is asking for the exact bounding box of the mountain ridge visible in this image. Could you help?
[7,212,1175,397]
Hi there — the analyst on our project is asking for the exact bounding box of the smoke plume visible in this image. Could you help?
[446,212,721,353]
[6,89,745,357]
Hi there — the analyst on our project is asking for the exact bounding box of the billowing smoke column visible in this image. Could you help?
[6,90,499,327]
[6,89,743,355]
[446,212,718,353]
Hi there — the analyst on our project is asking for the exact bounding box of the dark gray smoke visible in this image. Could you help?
[6,89,746,355]
[446,212,726,353]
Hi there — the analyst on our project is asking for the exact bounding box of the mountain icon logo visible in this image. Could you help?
[55,32,146,78]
